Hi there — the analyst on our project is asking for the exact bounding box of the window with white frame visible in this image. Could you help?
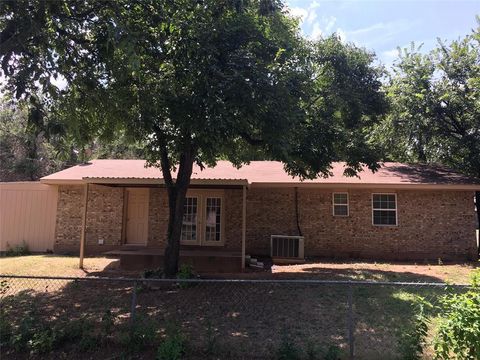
[181,197,198,242]
[205,197,222,243]
[181,192,224,245]
[372,193,397,226]
[333,193,349,216]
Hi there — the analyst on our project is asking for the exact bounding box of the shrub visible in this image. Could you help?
[119,315,157,352]
[433,269,480,359]
[276,330,301,360]
[58,317,98,351]
[305,339,320,360]
[143,268,164,279]
[0,310,12,348]
[204,321,218,355]
[29,327,58,354]
[5,241,30,257]
[157,323,186,360]
[322,345,342,360]
[398,299,431,360]
[177,264,196,289]
[10,311,38,351]
[101,309,114,336]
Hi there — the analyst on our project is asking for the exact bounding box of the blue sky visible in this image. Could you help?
[285,0,479,68]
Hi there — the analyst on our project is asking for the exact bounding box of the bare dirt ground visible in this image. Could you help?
[0,255,477,359]
[0,254,477,284]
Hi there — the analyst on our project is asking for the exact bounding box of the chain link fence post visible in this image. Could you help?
[348,282,355,360]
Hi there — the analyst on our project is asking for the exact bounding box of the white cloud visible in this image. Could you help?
[287,1,321,28]
[382,48,400,59]
[323,16,337,33]
[311,22,323,40]
[305,10,317,25]
[290,6,308,22]
[335,28,347,42]
[346,20,415,47]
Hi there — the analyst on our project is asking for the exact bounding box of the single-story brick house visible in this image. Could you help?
[40,160,479,271]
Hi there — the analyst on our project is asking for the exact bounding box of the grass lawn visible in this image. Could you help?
[0,255,120,277]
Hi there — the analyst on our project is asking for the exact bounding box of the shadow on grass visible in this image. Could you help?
[1,268,456,360]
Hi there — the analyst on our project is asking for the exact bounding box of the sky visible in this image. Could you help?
[285,0,479,68]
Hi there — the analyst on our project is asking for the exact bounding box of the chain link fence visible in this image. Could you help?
[0,275,469,359]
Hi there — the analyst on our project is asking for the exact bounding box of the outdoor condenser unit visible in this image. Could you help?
[270,235,305,263]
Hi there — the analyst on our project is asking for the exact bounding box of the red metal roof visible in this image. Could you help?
[39,160,480,189]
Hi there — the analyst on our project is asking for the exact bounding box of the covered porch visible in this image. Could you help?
[104,247,243,272]
[76,177,249,273]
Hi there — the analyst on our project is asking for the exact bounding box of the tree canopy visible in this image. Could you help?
[374,22,480,179]
[1,0,387,274]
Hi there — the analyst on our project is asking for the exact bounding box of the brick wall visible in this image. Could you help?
[148,188,169,247]
[54,184,478,261]
[54,185,124,254]
[246,188,478,261]
[146,188,242,250]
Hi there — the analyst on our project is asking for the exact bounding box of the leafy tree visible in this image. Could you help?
[374,21,480,227]
[1,0,387,275]
[0,98,61,181]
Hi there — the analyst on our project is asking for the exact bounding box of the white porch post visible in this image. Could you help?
[241,185,247,270]
[79,183,90,269]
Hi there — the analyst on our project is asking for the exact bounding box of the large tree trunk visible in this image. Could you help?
[161,149,194,277]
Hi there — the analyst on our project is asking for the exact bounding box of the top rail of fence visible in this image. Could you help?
[0,274,471,288]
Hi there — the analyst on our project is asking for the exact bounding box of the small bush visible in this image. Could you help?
[277,331,301,360]
[58,318,98,351]
[177,264,196,289]
[0,310,12,347]
[305,339,320,360]
[322,345,342,360]
[433,269,480,359]
[119,315,157,352]
[204,321,218,355]
[29,327,58,354]
[398,299,431,360]
[5,241,30,257]
[101,309,114,336]
[143,268,164,279]
[10,312,38,351]
[157,323,186,360]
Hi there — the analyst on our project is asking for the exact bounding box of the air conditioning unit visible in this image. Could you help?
[270,235,305,264]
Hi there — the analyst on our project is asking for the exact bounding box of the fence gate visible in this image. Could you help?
[0,182,58,252]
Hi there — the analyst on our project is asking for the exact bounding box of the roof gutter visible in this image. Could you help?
[250,182,480,191]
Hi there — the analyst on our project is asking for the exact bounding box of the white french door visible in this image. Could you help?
[180,191,224,246]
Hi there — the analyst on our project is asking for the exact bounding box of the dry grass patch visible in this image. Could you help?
[263,260,478,284]
[0,255,120,277]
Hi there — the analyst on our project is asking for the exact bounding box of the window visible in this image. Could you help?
[181,192,224,245]
[333,193,349,216]
[372,194,397,226]
[181,197,198,242]
[204,197,222,243]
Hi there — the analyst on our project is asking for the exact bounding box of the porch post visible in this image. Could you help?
[79,183,90,269]
[241,185,247,270]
